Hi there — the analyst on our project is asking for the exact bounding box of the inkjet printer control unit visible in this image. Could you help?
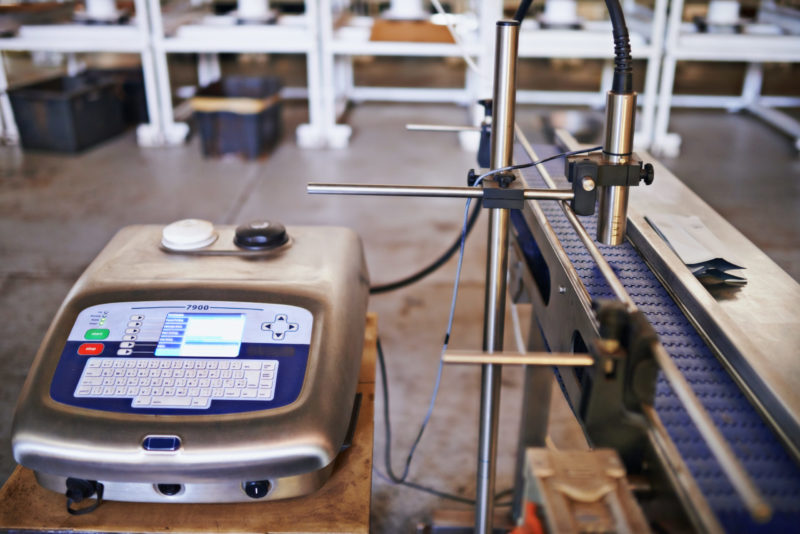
[11,220,369,505]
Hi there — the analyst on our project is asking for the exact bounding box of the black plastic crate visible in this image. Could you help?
[86,67,149,125]
[192,75,282,160]
[8,74,126,153]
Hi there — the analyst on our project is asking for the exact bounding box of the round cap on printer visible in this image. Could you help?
[234,220,289,251]
[162,219,218,251]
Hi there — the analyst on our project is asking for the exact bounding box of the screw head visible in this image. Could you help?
[581,176,596,191]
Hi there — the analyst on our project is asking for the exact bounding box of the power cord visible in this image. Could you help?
[370,200,482,295]
[375,337,513,507]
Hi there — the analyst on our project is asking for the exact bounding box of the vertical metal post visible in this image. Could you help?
[476,19,519,534]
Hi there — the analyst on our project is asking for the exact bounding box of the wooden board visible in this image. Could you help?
[0,314,378,534]
[369,19,455,43]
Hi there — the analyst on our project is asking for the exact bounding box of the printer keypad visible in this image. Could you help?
[76,357,279,409]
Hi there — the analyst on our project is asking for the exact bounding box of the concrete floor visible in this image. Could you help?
[0,102,798,532]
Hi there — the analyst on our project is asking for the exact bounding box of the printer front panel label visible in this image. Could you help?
[50,301,312,415]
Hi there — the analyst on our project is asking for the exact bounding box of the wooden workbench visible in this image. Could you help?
[0,314,377,534]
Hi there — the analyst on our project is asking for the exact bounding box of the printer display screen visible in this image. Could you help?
[155,313,246,357]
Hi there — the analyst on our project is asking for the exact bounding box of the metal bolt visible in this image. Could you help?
[581,176,595,191]
[598,339,620,353]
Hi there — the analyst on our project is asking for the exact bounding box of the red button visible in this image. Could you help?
[78,343,105,355]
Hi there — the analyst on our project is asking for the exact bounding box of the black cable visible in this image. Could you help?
[375,337,514,506]
[512,0,632,94]
[369,199,483,295]
[513,0,534,22]
[603,0,633,94]
[476,146,603,183]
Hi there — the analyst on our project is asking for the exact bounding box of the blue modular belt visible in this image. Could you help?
[512,144,800,533]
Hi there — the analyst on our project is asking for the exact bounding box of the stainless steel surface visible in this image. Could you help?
[35,463,334,503]
[524,449,651,534]
[476,19,520,534]
[603,92,637,163]
[406,124,480,132]
[489,21,519,172]
[643,405,725,534]
[597,185,630,247]
[651,342,772,522]
[599,92,637,246]
[11,225,369,500]
[443,351,593,367]
[515,125,635,309]
[307,183,574,201]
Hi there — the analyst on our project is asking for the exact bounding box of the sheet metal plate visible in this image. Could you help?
[515,145,800,532]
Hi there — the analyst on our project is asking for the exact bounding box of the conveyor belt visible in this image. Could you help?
[513,144,800,533]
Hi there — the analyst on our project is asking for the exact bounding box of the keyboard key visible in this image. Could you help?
[191,397,210,408]
[150,396,193,407]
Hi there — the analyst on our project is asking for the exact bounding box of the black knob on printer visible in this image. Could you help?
[234,221,289,251]
[243,480,271,499]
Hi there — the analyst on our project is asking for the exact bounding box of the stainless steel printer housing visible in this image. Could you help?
[11,225,369,492]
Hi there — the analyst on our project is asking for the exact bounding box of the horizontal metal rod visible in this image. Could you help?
[652,342,772,523]
[514,124,636,309]
[443,350,593,367]
[307,183,574,201]
[406,123,481,132]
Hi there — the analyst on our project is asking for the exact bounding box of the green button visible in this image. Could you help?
[85,329,110,340]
